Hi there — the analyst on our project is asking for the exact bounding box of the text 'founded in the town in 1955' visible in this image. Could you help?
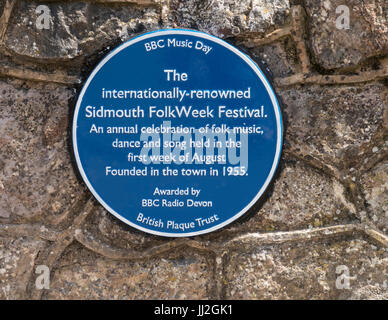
[72,29,283,237]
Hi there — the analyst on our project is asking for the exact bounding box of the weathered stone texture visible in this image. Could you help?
[361,161,388,234]
[0,0,387,300]
[0,2,5,16]
[4,1,160,62]
[46,243,211,300]
[80,206,168,251]
[225,238,388,299]
[0,80,87,224]
[0,237,46,299]
[279,84,387,172]
[170,0,290,38]
[236,160,357,233]
[304,0,388,69]
[246,38,299,78]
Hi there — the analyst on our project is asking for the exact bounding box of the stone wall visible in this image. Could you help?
[0,0,387,300]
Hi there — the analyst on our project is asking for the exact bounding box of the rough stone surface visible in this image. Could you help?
[5,1,160,62]
[246,38,299,78]
[279,84,387,171]
[0,80,87,224]
[0,0,387,300]
[361,161,388,234]
[236,160,357,233]
[225,238,388,299]
[304,0,388,69]
[170,0,291,38]
[80,206,168,251]
[0,237,46,299]
[0,2,5,17]
[46,243,211,300]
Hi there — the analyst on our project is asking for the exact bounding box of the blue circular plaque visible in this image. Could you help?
[73,29,283,237]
